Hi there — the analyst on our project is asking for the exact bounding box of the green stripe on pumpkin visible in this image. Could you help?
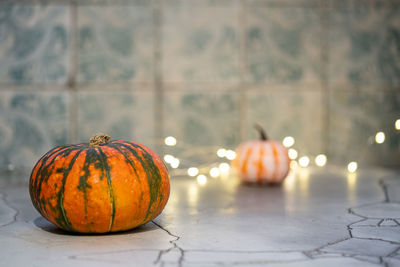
[33,146,77,215]
[56,148,84,231]
[107,143,141,184]
[117,141,163,222]
[29,146,68,206]
[96,147,116,232]
[77,148,100,225]
[107,143,144,213]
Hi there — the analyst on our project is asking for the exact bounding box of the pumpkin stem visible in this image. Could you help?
[89,133,110,147]
[254,124,268,141]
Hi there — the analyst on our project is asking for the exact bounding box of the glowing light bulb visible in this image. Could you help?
[298,156,310,167]
[347,162,358,173]
[396,119,400,130]
[288,148,298,160]
[164,136,177,146]
[164,154,174,164]
[226,150,236,160]
[315,154,327,167]
[170,158,180,169]
[209,167,220,178]
[197,174,207,185]
[219,163,230,173]
[217,148,226,158]
[282,136,295,148]
[187,167,199,177]
[375,132,385,144]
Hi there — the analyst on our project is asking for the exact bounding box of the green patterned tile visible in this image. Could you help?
[162,0,239,5]
[0,5,69,84]
[163,90,240,148]
[78,90,155,148]
[246,0,320,6]
[78,6,153,84]
[329,4,400,87]
[245,7,322,84]
[246,88,324,156]
[0,91,68,169]
[328,90,400,167]
[162,6,240,83]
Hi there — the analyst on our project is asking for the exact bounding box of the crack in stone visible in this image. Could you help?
[352,237,400,246]
[0,192,19,227]
[387,246,400,257]
[149,173,400,266]
[379,178,390,203]
[300,174,400,267]
[2,172,399,266]
[377,219,385,226]
[152,221,184,267]
[348,217,368,227]
[379,219,400,226]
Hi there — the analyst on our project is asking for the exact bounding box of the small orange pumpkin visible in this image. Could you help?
[233,125,290,185]
[29,133,170,233]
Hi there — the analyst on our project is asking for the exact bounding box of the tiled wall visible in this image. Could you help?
[0,0,399,176]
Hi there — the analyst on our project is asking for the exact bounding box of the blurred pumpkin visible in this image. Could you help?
[29,133,170,233]
[233,125,290,185]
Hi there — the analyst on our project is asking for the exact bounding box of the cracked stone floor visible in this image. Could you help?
[1,167,400,267]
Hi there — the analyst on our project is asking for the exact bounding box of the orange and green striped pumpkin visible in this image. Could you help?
[29,133,170,233]
[233,125,290,185]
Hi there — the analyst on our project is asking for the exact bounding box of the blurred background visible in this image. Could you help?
[0,0,399,183]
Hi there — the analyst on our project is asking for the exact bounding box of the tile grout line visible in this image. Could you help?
[68,1,78,144]
[238,0,247,143]
[153,1,164,154]
[321,3,330,157]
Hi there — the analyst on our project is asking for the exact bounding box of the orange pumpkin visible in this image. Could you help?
[29,133,170,233]
[233,125,290,185]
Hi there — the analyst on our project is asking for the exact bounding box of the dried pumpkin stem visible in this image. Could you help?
[89,133,110,147]
[254,124,268,141]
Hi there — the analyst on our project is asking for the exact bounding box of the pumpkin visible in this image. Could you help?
[29,133,170,233]
[233,125,290,185]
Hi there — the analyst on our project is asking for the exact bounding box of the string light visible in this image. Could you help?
[226,150,236,160]
[209,167,220,178]
[315,154,327,167]
[164,154,174,164]
[170,158,180,169]
[288,148,298,160]
[166,124,396,183]
[164,136,177,146]
[375,132,385,144]
[197,174,207,185]
[217,148,226,158]
[347,162,358,173]
[282,136,295,148]
[219,163,230,173]
[187,167,199,177]
[298,156,310,167]
[290,160,298,169]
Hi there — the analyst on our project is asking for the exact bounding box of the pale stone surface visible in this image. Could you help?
[178,257,379,267]
[320,238,398,257]
[0,167,399,266]
[352,227,400,243]
[0,192,17,227]
[383,257,400,267]
[182,251,308,264]
[379,219,400,226]
[382,175,400,203]
[351,218,382,227]
[352,203,400,219]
